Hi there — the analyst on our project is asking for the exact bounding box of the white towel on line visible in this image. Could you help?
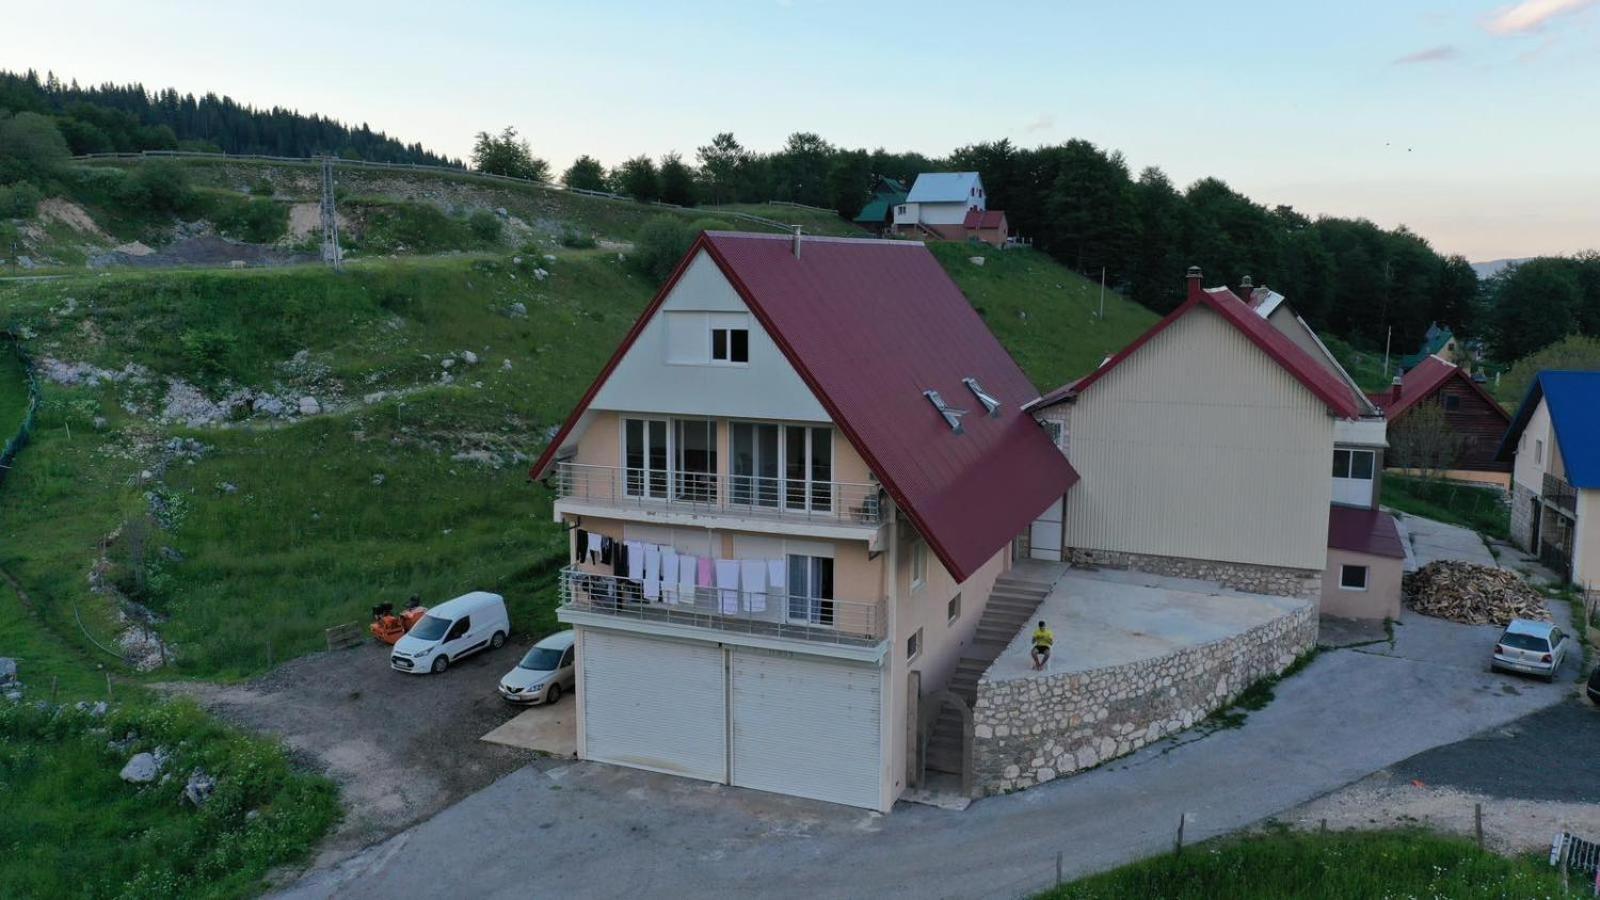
[586,532,601,561]
[767,558,787,593]
[625,541,643,583]
[740,559,767,613]
[678,555,699,607]
[642,545,662,601]
[660,550,680,604]
[715,560,741,615]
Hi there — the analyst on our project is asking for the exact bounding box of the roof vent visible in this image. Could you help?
[963,377,1001,417]
[923,390,967,434]
[791,225,803,259]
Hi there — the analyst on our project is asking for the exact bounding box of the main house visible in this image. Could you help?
[529,231,1076,811]
[892,172,1011,247]
[1024,271,1405,620]
[1500,371,1600,588]
[1368,354,1512,486]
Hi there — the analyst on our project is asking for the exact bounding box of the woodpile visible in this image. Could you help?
[1404,561,1550,625]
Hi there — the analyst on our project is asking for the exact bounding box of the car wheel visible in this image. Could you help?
[546,682,562,705]
[490,630,507,650]
[431,655,450,674]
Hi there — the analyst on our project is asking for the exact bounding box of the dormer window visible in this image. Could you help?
[963,377,1000,416]
[711,327,749,364]
[924,390,966,433]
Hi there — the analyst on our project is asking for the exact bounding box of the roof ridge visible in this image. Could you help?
[704,231,925,247]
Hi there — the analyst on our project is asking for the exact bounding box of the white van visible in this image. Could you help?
[390,591,510,674]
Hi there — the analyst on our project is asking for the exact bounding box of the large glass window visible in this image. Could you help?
[673,419,717,503]
[731,422,781,508]
[623,418,669,499]
[733,423,831,512]
[787,554,835,626]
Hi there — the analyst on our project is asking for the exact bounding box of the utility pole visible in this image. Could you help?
[1098,267,1106,321]
[320,157,342,271]
[1383,326,1392,377]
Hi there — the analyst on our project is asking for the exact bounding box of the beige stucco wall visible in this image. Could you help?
[1320,548,1404,620]
[1063,306,1335,571]
[1512,398,1564,493]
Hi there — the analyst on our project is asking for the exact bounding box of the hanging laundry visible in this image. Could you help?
[767,558,787,595]
[678,554,699,607]
[586,531,602,564]
[660,550,681,604]
[600,536,614,566]
[740,559,767,613]
[697,556,715,588]
[611,540,627,577]
[642,545,662,601]
[715,560,740,615]
[625,541,644,583]
[574,529,588,562]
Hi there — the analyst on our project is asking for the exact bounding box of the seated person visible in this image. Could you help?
[1030,620,1054,671]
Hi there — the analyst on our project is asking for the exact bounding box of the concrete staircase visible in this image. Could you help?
[925,571,1054,776]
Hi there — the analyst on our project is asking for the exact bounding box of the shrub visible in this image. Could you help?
[206,193,288,243]
[0,181,43,219]
[248,179,275,197]
[0,111,70,185]
[560,228,596,249]
[180,328,238,380]
[116,160,194,214]
[467,208,503,244]
[630,215,695,282]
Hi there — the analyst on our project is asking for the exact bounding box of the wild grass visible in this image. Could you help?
[1382,474,1511,541]
[0,339,29,435]
[700,202,867,237]
[1039,828,1576,899]
[0,698,339,899]
[929,243,1159,391]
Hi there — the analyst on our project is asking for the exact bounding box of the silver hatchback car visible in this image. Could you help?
[1491,618,1570,682]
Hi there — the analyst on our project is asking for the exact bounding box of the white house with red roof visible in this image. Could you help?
[529,231,1075,811]
[1026,268,1405,620]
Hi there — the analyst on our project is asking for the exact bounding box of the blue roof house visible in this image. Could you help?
[1498,370,1600,586]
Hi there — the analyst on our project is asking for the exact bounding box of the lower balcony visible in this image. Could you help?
[557,566,885,649]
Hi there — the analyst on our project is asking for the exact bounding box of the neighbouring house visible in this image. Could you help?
[851,176,908,234]
[1399,322,1461,373]
[1026,269,1405,620]
[891,172,1010,245]
[1500,371,1600,588]
[529,231,1077,811]
[1367,354,1513,487]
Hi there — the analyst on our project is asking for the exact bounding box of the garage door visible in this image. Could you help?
[1029,497,1064,561]
[582,630,726,782]
[729,649,882,809]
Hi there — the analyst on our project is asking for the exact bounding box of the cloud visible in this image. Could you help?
[1022,114,1054,134]
[1485,0,1598,35]
[1392,44,1459,64]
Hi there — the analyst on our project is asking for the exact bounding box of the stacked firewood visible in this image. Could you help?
[1404,561,1550,625]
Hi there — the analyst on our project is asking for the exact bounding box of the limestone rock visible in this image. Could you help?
[120,752,161,784]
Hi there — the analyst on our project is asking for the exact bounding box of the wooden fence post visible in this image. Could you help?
[1474,803,1483,849]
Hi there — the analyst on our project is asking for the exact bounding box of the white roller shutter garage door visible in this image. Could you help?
[729,648,882,809]
[582,630,727,782]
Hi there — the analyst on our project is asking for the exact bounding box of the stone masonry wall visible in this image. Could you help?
[1067,548,1321,600]
[1510,483,1535,550]
[971,600,1318,795]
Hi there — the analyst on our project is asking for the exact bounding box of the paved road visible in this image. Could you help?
[1398,512,1498,569]
[278,606,1576,900]
[1395,698,1600,803]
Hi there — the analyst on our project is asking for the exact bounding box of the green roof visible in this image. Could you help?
[853,195,902,223]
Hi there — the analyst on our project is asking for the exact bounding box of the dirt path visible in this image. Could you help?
[158,640,537,867]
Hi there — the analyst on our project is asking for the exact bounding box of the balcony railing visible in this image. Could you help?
[552,462,884,527]
[1544,472,1578,515]
[558,566,885,647]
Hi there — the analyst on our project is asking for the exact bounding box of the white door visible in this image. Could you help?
[1029,497,1065,561]
[729,649,882,809]
[581,630,727,782]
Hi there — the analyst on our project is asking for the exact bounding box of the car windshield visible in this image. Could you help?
[409,615,451,642]
[519,647,563,671]
[1500,632,1549,652]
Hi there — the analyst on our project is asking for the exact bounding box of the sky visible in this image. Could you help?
[3,0,1597,261]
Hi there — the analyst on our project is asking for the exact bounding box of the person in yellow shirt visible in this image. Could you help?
[1030,620,1054,671]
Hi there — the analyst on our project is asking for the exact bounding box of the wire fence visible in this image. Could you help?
[69,150,801,234]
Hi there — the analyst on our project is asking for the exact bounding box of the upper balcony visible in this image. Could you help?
[551,461,887,542]
[1544,472,1578,515]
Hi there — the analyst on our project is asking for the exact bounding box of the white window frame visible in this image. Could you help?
[906,627,922,661]
[1339,564,1369,591]
[947,593,961,625]
[620,416,671,500]
[911,540,928,592]
[786,553,835,627]
[709,326,749,365]
[1332,449,1376,481]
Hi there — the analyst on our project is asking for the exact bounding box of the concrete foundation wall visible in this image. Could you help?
[1510,483,1536,551]
[970,601,1317,794]
[1066,547,1321,599]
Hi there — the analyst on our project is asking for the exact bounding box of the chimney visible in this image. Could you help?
[1390,376,1403,403]
[1240,275,1253,293]
[1186,265,1203,301]
[791,225,803,259]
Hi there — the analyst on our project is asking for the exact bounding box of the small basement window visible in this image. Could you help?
[1340,565,1369,591]
[711,327,749,364]
[906,627,922,661]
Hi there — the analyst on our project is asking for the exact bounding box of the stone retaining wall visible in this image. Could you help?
[1066,548,1320,599]
[971,599,1318,795]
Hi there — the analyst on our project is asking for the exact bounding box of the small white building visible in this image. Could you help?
[893,172,986,229]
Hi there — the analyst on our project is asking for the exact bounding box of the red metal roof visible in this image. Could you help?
[530,232,1079,582]
[962,208,1008,230]
[1327,506,1406,559]
[1365,355,1508,424]
[1060,274,1365,419]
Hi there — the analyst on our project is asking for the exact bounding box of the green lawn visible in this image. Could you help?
[1382,474,1511,541]
[1040,829,1575,899]
[700,202,866,237]
[929,243,1159,391]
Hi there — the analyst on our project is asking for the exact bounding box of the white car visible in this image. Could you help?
[390,591,509,675]
[1491,618,1570,682]
[498,630,576,704]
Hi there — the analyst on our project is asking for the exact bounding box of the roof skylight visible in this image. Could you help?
[923,390,967,434]
[963,377,1000,417]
